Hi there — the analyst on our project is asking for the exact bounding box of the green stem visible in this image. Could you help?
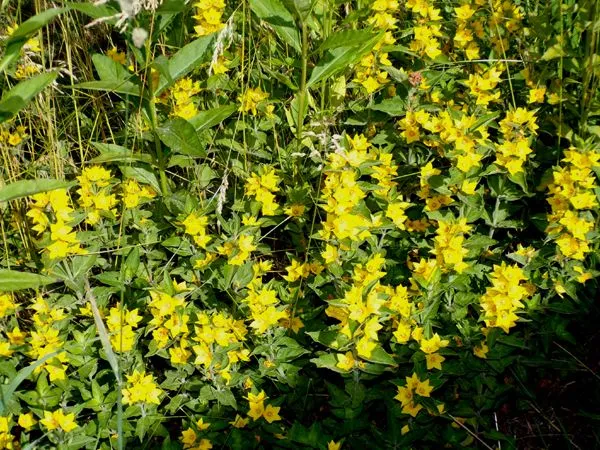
[296,20,309,156]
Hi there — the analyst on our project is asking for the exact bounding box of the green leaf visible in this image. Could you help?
[155,35,216,95]
[249,0,301,53]
[0,269,57,291]
[468,112,500,133]
[0,349,64,415]
[89,142,153,165]
[307,31,382,88]
[0,8,67,73]
[120,166,161,193]
[369,96,406,116]
[65,2,118,19]
[92,54,131,81]
[188,104,238,131]
[157,118,205,157]
[70,80,141,97]
[310,353,346,373]
[0,71,58,123]
[0,178,74,202]
[318,29,380,52]
[362,346,396,366]
[542,43,567,61]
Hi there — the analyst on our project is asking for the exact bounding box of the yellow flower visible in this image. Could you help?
[40,410,78,432]
[107,47,127,64]
[122,370,162,405]
[284,204,306,218]
[230,414,249,428]
[415,379,433,397]
[425,352,445,370]
[473,342,489,359]
[386,199,411,229]
[181,428,197,449]
[248,401,265,421]
[336,351,356,371]
[262,404,281,423]
[420,333,449,354]
[196,418,210,431]
[238,87,269,115]
[18,413,36,430]
[528,87,546,104]
[461,179,478,195]
[328,441,342,450]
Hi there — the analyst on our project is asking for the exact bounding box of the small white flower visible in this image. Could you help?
[132,27,148,48]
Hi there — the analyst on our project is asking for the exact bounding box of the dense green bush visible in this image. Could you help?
[0,0,599,448]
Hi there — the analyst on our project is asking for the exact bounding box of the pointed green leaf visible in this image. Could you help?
[155,35,216,95]
[120,167,161,193]
[0,349,64,415]
[0,269,58,291]
[369,96,406,116]
[307,31,383,88]
[92,54,131,81]
[0,8,67,73]
[0,71,58,123]
[249,0,301,53]
[188,104,238,131]
[70,80,141,97]
[362,346,396,366]
[318,29,381,52]
[157,118,205,157]
[0,179,74,202]
[65,2,118,19]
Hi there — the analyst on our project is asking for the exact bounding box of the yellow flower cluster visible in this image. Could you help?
[27,296,70,381]
[353,1,397,93]
[27,189,85,259]
[244,168,280,215]
[495,108,537,175]
[0,416,15,448]
[394,373,434,417]
[193,0,226,37]
[181,423,212,450]
[327,255,390,360]
[171,77,201,119]
[320,138,375,241]
[465,66,503,106]
[6,23,42,79]
[417,161,452,212]
[122,370,163,405]
[121,179,155,208]
[246,390,281,423]
[217,234,257,266]
[77,166,118,225]
[0,124,27,146]
[371,150,399,197]
[454,4,482,60]
[407,0,443,59]
[106,304,142,352]
[243,286,288,335]
[547,147,599,260]
[431,218,471,273]
[0,295,21,358]
[283,258,323,283]
[479,262,532,333]
[192,310,248,383]
[182,212,212,248]
[238,87,269,116]
[40,409,78,432]
[148,290,188,352]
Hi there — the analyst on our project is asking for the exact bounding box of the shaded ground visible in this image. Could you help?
[499,302,600,449]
